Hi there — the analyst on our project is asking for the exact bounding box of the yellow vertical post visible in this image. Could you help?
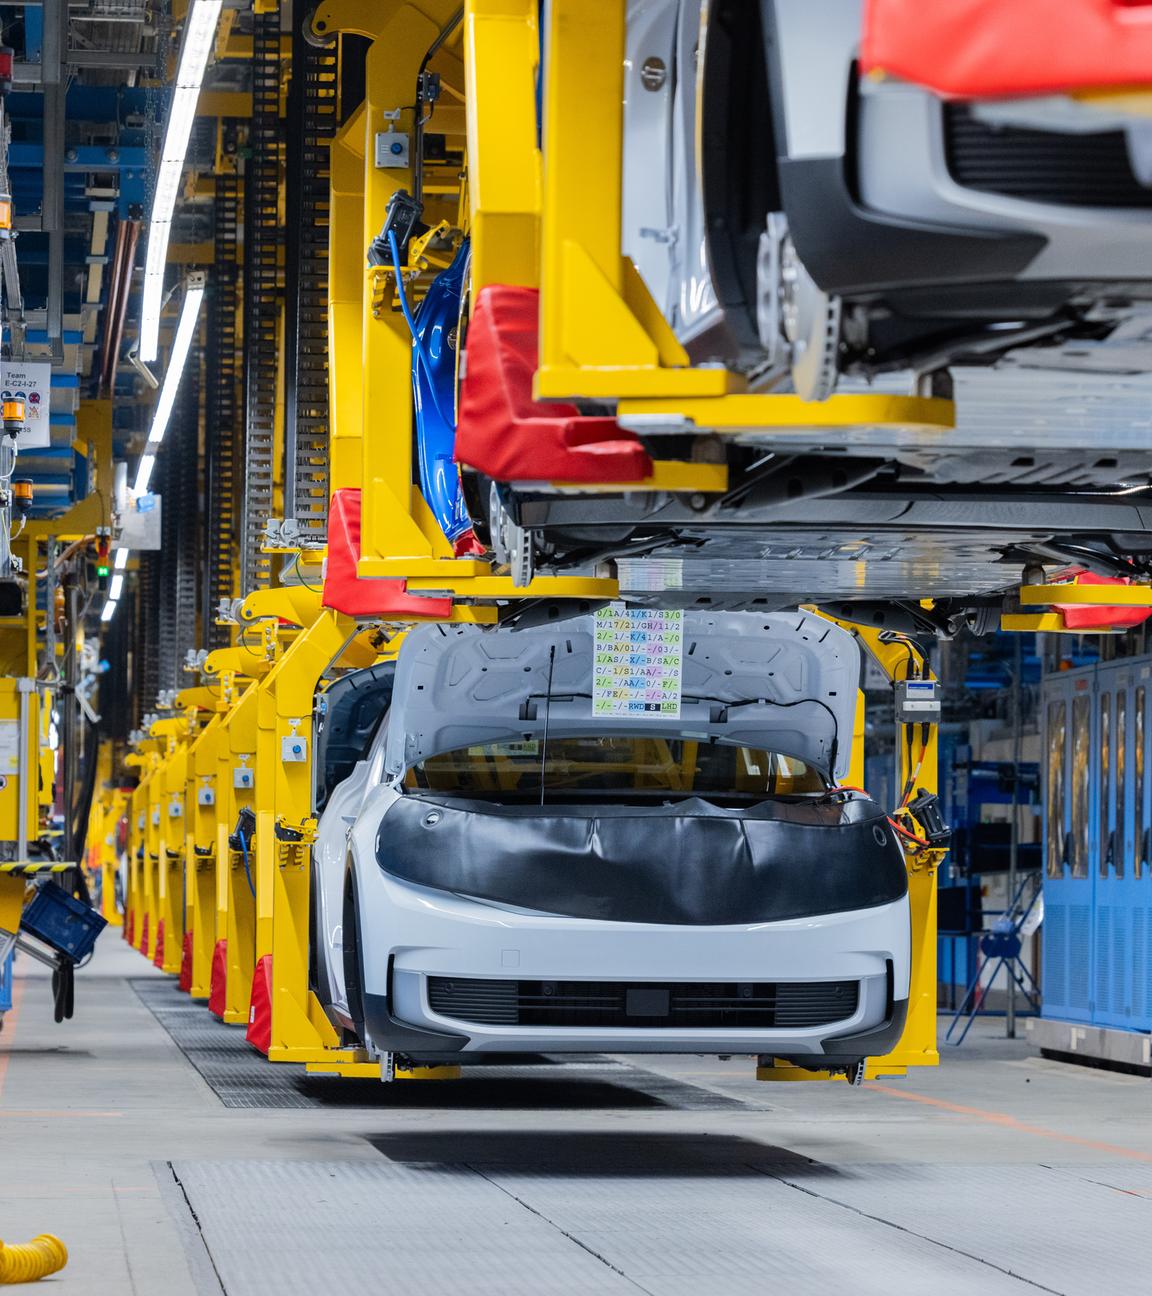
[220,682,260,1023]
[312,0,463,572]
[156,725,190,975]
[463,0,542,292]
[144,757,164,960]
[125,766,151,950]
[535,0,724,400]
[848,624,941,1075]
[102,788,128,927]
[187,712,223,998]
[244,599,356,1060]
[328,101,366,493]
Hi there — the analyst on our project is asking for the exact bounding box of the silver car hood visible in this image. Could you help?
[385,610,859,781]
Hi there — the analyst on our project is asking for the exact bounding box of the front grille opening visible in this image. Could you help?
[943,104,1152,208]
[426,978,859,1029]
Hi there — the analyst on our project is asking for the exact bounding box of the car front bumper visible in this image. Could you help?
[355,870,910,1059]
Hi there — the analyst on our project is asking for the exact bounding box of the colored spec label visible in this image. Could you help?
[592,604,683,719]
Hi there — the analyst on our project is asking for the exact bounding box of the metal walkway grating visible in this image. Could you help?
[166,1157,1132,1295]
[131,978,766,1112]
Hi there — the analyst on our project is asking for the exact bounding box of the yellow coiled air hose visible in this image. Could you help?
[0,1234,68,1283]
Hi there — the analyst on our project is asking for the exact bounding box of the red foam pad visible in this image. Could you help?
[246,954,273,1055]
[862,0,1152,98]
[178,931,193,993]
[208,939,228,1019]
[1055,570,1152,630]
[323,489,453,618]
[152,919,165,970]
[139,913,148,956]
[124,908,133,946]
[455,286,652,483]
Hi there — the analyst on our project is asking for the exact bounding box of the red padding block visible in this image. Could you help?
[152,920,165,970]
[178,931,193,992]
[139,913,148,956]
[862,0,1152,98]
[455,286,653,483]
[322,489,453,618]
[124,908,134,946]
[246,954,273,1055]
[208,938,228,1019]
[1054,570,1152,630]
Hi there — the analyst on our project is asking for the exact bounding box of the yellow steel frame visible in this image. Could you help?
[758,616,942,1082]
[85,744,127,927]
[215,677,260,1023]
[153,715,194,975]
[184,704,225,999]
[533,0,955,459]
[301,0,953,612]
[1019,583,1152,606]
[999,582,1152,634]
[239,589,381,1063]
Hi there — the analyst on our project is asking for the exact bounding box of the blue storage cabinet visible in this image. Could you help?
[1042,658,1152,1032]
[0,947,12,1014]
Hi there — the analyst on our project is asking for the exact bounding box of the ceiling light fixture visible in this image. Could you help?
[138,0,223,362]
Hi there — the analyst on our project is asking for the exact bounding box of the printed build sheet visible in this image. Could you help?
[592,605,683,718]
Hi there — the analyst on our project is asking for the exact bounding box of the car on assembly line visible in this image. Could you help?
[626,0,1152,401]
[426,0,1152,631]
[313,611,913,1079]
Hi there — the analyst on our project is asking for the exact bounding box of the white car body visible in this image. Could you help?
[314,611,912,1070]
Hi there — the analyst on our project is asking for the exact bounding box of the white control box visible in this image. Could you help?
[197,786,215,807]
[281,736,308,763]
[374,130,410,168]
[233,767,254,790]
[895,678,941,723]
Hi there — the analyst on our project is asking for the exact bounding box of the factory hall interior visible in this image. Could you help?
[5,0,1152,1289]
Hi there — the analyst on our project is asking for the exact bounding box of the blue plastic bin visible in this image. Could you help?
[19,885,107,963]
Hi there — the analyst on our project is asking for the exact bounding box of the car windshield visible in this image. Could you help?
[406,735,826,799]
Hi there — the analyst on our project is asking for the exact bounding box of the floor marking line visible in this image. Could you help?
[0,972,26,1104]
[758,1167,1064,1293]
[0,1109,125,1118]
[467,1164,658,1295]
[865,1083,1152,1162]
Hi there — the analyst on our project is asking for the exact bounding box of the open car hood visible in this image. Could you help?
[385,610,860,782]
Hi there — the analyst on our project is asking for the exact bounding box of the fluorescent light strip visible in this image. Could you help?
[133,452,157,496]
[138,0,223,362]
[113,547,129,573]
[109,574,125,601]
[100,599,119,623]
[146,284,204,448]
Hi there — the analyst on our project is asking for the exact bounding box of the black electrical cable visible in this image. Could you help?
[538,644,556,806]
[685,695,842,776]
[413,7,464,208]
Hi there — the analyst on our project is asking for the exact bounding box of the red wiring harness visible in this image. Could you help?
[832,785,930,850]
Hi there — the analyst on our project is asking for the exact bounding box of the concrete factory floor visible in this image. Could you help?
[1,940,1149,1294]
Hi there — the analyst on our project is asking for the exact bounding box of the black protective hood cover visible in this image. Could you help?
[376,794,907,925]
